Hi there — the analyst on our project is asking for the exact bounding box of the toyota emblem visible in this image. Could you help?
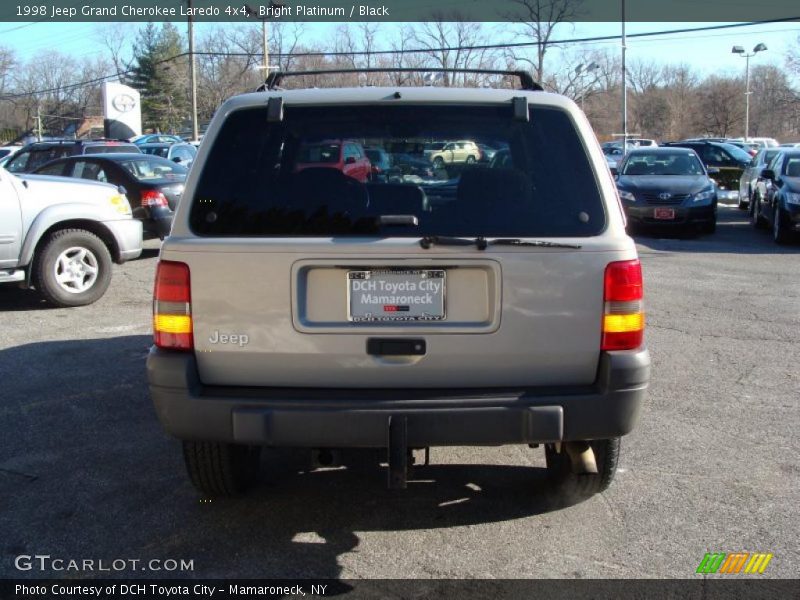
[658,192,672,200]
[112,93,136,113]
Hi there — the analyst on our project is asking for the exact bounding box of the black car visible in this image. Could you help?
[615,147,717,233]
[391,152,435,180]
[751,149,800,244]
[32,153,187,239]
[4,140,141,174]
[662,140,751,202]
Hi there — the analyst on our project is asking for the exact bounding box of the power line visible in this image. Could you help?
[2,18,798,99]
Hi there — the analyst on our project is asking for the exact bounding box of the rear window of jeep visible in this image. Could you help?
[189,104,605,237]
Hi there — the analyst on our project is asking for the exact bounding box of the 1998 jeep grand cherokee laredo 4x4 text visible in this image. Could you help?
[147,69,650,498]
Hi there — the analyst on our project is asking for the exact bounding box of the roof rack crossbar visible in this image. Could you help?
[262,68,542,92]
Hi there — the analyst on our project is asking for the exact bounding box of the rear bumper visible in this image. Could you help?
[147,348,650,446]
[626,203,716,226]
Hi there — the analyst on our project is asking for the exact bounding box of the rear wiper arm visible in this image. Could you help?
[419,236,488,249]
[419,236,581,250]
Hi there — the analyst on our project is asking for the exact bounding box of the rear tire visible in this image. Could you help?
[433,157,444,169]
[545,438,620,500]
[465,155,476,164]
[33,228,112,307]
[752,196,767,229]
[183,441,261,496]
[773,204,792,245]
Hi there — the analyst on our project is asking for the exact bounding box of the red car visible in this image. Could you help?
[295,139,371,182]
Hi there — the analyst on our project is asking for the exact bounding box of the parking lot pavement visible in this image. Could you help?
[1,205,798,580]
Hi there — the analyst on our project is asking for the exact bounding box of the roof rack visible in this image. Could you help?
[261,68,543,92]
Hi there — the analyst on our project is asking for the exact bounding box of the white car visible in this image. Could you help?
[0,167,142,306]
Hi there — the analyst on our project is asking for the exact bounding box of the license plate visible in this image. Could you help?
[348,269,445,322]
[654,208,676,220]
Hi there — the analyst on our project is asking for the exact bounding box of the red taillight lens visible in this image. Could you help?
[153,260,193,351]
[602,259,644,351]
[141,189,169,208]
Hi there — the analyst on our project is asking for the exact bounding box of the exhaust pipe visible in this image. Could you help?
[564,441,598,474]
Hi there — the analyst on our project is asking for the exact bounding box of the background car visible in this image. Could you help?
[32,153,188,240]
[738,147,781,210]
[390,152,435,181]
[428,140,481,167]
[138,142,197,167]
[4,140,141,174]
[477,143,499,162]
[615,147,717,233]
[131,134,184,145]
[751,149,800,244]
[663,140,751,201]
[295,140,372,183]
[363,147,395,183]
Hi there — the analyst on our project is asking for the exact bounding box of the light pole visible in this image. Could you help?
[574,62,599,111]
[732,43,767,142]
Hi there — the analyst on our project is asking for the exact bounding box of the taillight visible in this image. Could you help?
[153,260,193,351]
[601,259,644,351]
[141,189,169,208]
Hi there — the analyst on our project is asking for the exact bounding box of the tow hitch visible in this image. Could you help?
[387,416,408,489]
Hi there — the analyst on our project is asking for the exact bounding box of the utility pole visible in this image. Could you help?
[621,0,628,145]
[268,19,269,73]
[36,105,42,141]
[187,0,199,141]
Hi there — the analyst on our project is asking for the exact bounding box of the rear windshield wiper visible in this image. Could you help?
[419,236,581,250]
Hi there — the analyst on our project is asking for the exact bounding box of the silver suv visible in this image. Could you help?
[147,69,650,498]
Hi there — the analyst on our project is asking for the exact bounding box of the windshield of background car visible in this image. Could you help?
[118,157,188,182]
[622,152,705,176]
[85,145,139,154]
[189,104,605,237]
[781,154,800,177]
[5,147,70,172]
[140,146,170,158]
[717,143,752,163]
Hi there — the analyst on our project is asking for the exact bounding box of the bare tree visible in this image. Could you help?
[411,14,498,87]
[505,0,584,84]
[694,75,744,137]
[96,23,134,82]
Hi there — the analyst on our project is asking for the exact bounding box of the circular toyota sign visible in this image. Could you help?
[112,93,136,113]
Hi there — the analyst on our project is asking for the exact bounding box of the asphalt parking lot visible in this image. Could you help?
[1,204,798,580]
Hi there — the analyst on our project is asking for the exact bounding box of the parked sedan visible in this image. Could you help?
[615,147,717,233]
[32,153,187,240]
[738,148,781,210]
[751,149,800,244]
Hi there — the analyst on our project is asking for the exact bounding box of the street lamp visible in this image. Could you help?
[732,43,767,142]
[574,62,599,111]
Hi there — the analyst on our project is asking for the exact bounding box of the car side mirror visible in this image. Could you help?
[707,167,720,174]
[345,156,356,164]
[760,168,775,180]
[117,185,128,195]
[172,157,182,163]
[609,166,618,176]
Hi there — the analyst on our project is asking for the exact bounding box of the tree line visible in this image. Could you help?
[0,17,798,143]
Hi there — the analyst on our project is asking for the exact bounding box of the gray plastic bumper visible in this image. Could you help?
[147,347,650,446]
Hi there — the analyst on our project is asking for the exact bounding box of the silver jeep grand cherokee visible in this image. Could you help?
[147,69,650,498]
